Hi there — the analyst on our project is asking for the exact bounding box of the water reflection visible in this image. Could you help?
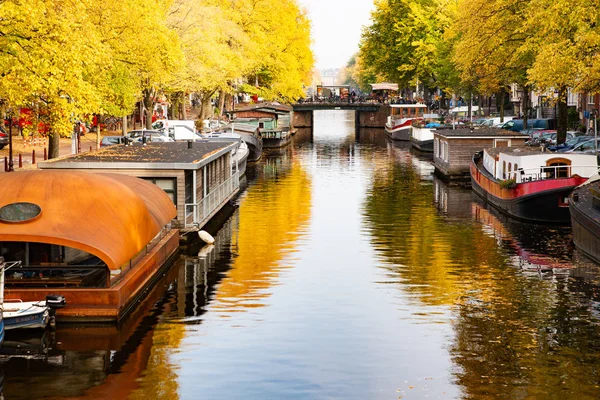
[0,260,181,400]
[7,110,600,399]
[211,152,312,314]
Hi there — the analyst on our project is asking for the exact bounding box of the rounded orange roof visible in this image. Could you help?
[0,171,176,270]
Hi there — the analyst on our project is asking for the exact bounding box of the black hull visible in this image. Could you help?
[411,138,433,152]
[471,173,573,224]
[263,135,292,149]
[570,184,600,264]
[240,135,263,162]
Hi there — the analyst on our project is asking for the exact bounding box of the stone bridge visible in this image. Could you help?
[292,102,390,129]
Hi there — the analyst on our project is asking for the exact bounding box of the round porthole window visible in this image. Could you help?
[0,202,42,223]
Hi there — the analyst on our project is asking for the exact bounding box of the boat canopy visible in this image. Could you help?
[0,171,176,270]
[370,83,399,91]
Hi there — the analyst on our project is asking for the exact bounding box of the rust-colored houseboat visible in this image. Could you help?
[0,170,179,322]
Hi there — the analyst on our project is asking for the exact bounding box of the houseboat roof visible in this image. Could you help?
[484,147,548,157]
[38,141,238,170]
[0,171,176,270]
[435,128,528,139]
[230,103,292,115]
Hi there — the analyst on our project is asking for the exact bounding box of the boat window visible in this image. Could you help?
[0,241,108,288]
[508,163,512,177]
[546,158,571,178]
[503,161,506,179]
[514,164,518,179]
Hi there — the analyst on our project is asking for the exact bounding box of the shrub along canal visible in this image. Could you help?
[2,110,600,399]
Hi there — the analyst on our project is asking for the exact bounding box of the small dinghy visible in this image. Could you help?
[3,295,66,331]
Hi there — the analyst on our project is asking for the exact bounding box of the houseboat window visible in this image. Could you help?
[434,138,439,158]
[143,178,176,204]
[503,161,507,179]
[546,159,571,178]
[514,164,518,179]
[508,163,512,177]
[0,242,108,288]
[185,170,193,205]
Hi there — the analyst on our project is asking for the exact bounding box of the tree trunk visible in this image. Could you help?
[467,91,472,120]
[48,128,60,159]
[557,86,568,144]
[199,96,212,120]
[96,121,101,150]
[122,116,127,136]
[521,85,529,130]
[219,91,226,117]
[181,92,187,120]
[143,88,155,129]
[499,90,505,123]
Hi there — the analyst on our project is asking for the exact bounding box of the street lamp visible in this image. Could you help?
[6,109,14,172]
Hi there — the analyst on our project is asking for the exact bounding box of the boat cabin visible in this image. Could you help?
[389,104,428,122]
[481,147,598,183]
[0,171,179,321]
[39,141,240,230]
[228,103,293,130]
[433,128,528,180]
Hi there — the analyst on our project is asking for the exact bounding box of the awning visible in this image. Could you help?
[370,83,399,91]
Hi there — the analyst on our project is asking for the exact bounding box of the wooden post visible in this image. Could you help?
[4,156,6,172]
[32,150,36,164]
[44,147,47,160]
[18,153,22,168]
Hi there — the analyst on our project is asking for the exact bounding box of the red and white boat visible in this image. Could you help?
[470,147,598,223]
[385,104,428,141]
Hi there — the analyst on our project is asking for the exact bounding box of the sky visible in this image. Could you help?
[297,0,376,70]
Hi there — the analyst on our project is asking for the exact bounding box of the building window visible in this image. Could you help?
[143,178,176,204]
[435,138,440,158]
[589,94,595,105]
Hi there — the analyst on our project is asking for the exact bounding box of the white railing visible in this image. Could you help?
[512,165,599,183]
[185,171,239,228]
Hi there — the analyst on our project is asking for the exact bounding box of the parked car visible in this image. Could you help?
[548,135,592,152]
[479,116,514,128]
[541,131,576,146]
[0,126,8,150]
[138,134,174,143]
[100,136,126,147]
[127,129,165,140]
[564,138,600,154]
[503,118,556,132]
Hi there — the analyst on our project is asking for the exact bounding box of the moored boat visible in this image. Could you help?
[384,104,428,141]
[470,147,598,223]
[221,123,263,162]
[569,176,600,264]
[0,171,179,322]
[261,128,292,149]
[411,126,436,152]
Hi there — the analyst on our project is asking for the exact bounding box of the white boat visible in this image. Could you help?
[235,141,249,176]
[385,104,428,140]
[3,300,50,330]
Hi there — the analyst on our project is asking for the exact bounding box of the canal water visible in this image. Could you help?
[4,110,600,399]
